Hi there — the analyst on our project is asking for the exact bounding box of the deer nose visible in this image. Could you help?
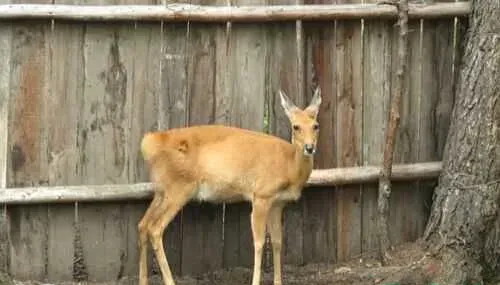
[304,144,315,155]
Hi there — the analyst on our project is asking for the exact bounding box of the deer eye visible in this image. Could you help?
[293,125,300,131]
[313,124,319,130]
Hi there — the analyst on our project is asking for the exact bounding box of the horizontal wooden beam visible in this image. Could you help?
[309,161,442,186]
[0,3,470,22]
[0,161,442,204]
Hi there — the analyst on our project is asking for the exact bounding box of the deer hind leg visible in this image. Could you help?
[138,193,162,285]
[267,203,285,285]
[149,183,194,285]
[251,196,273,285]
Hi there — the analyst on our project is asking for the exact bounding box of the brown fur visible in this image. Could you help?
[138,88,322,285]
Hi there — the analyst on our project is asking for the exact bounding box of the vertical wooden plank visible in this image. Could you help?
[217,14,252,269]
[361,9,392,254]
[44,15,87,280]
[227,2,267,133]
[216,5,241,271]
[418,6,456,236]
[6,0,52,276]
[0,22,9,193]
[123,21,162,278]
[159,20,189,275]
[77,21,135,281]
[388,17,421,246]
[218,0,268,270]
[7,0,52,185]
[0,206,8,273]
[128,22,161,184]
[180,0,224,272]
[46,204,75,282]
[334,17,363,261]
[8,205,49,280]
[0,2,11,273]
[181,203,224,275]
[46,20,84,187]
[72,0,161,280]
[0,18,11,273]
[303,11,337,264]
[78,22,134,186]
[266,0,305,268]
[78,201,125,282]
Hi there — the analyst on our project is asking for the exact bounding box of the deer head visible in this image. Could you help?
[279,87,322,156]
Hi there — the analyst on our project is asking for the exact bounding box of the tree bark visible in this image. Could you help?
[423,0,500,283]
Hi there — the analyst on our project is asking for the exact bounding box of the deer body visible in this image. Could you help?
[138,89,322,285]
[142,125,313,204]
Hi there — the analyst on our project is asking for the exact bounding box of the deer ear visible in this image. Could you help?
[305,87,322,118]
[279,90,298,118]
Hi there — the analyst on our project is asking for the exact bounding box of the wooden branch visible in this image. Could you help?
[378,0,409,264]
[0,2,470,22]
[0,162,441,204]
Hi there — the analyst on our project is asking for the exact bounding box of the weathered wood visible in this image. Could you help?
[377,0,408,262]
[6,0,52,276]
[0,2,471,21]
[267,0,304,266]
[388,17,419,248]
[417,0,456,240]
[181,6,224,273]
[181,203,224,275]
[303,9,337,264]
[45,11,86,280]
[123,21,162,278]
[0,205,7,272]
[7,23,50,187]
[128,23,161,183]
[158,19,189,275]
[308,162,441,185]
[214,8,239,271]
[334,14,363,261]
[3,176,161,204]
[0,12,10,274]
[46,204,75,281]
[78,201,126,282]
[361,13,392,255]
[75,2,160,279]
[77,18,134,281]
[220,0,268,269]
[0,20,9,192]
[0,162,443,204]
[8,205,49,279]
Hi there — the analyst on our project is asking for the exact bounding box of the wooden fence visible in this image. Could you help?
[0,0,468,283]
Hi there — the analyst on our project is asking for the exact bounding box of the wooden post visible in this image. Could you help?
[377,0,409,264]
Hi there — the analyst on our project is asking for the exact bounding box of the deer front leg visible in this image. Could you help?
[267,203,285,285]
[251,196,273,285]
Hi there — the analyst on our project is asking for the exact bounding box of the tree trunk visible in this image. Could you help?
[423,0,500,284]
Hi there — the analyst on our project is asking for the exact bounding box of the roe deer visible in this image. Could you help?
[138,88,322,285]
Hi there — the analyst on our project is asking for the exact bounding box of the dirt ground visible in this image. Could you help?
[1,241,498,285]
[158,241,431,285]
